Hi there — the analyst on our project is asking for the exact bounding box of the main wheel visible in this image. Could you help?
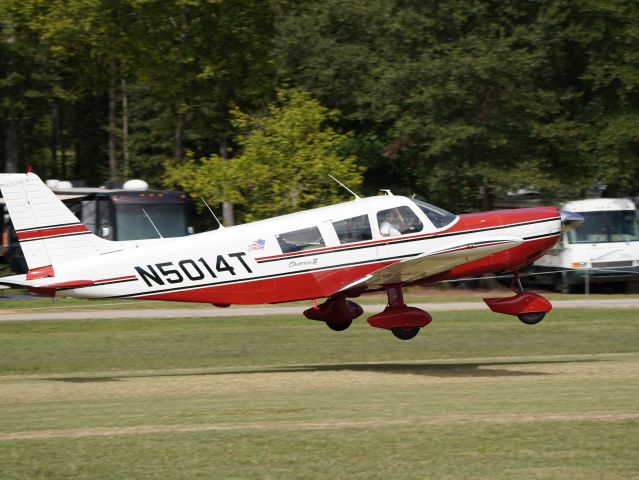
[326,320,352,331]
[518,312,546,325]
[391,326,420,340]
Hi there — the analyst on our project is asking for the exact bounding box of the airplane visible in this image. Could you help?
[0,171,583,340]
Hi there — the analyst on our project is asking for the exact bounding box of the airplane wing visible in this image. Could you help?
[339,236,523,292]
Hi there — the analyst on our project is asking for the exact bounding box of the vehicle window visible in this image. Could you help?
[333,215,372,244]
[567,211,639,243]
[377,206,423,237]
[412,199,457,228]
[115,204,187,240]
[276,226,326,253]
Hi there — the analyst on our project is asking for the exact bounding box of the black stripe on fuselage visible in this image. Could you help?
[98,231,560,300]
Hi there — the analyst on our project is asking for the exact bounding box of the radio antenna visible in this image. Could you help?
[328,174,361,201]
[200,197,225,229]
[142,209,163,239]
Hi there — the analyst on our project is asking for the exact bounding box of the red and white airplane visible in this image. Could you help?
[0,172,583,339]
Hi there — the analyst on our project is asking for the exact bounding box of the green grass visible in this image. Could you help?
[1,286,638,312]
[1,309,638,479]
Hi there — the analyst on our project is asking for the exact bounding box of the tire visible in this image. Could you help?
[326,320,352,331]
[518,312,546,325]
[391,326,420,340]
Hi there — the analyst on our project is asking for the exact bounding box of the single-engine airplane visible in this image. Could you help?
[0,172,583,339]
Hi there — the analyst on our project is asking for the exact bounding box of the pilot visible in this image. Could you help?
[380,208,403,237]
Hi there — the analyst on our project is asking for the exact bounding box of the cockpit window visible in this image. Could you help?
[412,199,457,228]
[377,206,423,237]
[276,226,326,253]
[333,215,372,244]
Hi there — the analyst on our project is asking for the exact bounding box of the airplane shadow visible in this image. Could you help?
[46,358,596,383]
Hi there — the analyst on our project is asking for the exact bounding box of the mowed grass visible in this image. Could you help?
[2,286,638,312]
[1,309,638,479]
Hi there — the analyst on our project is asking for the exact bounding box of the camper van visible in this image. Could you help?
[533,198,639,292]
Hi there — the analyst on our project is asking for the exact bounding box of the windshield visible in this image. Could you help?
[567,210,639,244]
[412,199,457,228]
[115,204,188,240]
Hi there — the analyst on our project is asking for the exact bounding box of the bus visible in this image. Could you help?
[2,183,196,274]
[532,198,639,292]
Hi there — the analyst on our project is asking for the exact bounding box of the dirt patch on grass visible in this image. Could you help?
[2,411,637,441]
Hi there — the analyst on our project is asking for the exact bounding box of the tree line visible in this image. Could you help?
[2,0,638,223]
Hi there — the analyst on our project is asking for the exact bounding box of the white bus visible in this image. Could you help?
[533,198,639,292]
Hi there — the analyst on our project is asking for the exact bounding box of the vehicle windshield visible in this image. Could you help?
[567,210,639,244]
[412,199,457,228]
[115,204,188,240]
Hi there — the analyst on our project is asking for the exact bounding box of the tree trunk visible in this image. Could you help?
[482,183,494,211]
[4,119,18,173]
[173,112,185,161]
[121,78,130,179]
[108,62,118,182]
[50,108,59,177]
[219,138,235,226]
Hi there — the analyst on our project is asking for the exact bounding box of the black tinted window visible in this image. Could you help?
[333,215,372,244]
[276,226,326,253]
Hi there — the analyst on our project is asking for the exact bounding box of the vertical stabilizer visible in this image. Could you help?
[0,173,103,276]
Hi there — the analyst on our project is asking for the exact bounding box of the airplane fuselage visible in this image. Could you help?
[48,198,561,305]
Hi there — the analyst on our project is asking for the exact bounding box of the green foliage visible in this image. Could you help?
[274,0,639,209]
[164,90,364,222]
[1,0,638,207]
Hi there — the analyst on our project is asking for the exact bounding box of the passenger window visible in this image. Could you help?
[276,226,326,253]
[333,215,372,244]
[377,206,423,237]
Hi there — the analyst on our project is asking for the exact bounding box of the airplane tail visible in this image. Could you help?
[0,172,110,280]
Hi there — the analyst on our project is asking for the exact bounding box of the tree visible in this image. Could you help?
[273,0,639,210]
[164,90,364,223]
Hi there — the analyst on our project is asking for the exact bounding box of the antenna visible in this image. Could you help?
[142,209,163,239]
[380,189,394,196]
[328,174,361,201]
[200,197,225,229]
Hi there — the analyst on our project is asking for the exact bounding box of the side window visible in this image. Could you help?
[377,206,423,237]
[276,226,326,253]
[333,215,372,244]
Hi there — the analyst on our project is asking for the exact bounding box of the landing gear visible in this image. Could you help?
[368,284,432,340]
[303,296,363,332]
[391,326,421,340]
[484,271,552,325]
[326,319,353,331]
[518,312,546,325]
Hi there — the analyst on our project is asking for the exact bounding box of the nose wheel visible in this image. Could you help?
[483,271,552,325]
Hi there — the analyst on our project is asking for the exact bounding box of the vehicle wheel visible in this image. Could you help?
[391,326,420,340]
[518,312,546,325]
[326,320,352,331]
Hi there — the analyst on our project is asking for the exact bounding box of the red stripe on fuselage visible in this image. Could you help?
[134,261,398,305]
[16,224,90,241]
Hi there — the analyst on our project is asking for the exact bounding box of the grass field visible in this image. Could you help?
[2,286,639,313]
[1,308,638,479]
